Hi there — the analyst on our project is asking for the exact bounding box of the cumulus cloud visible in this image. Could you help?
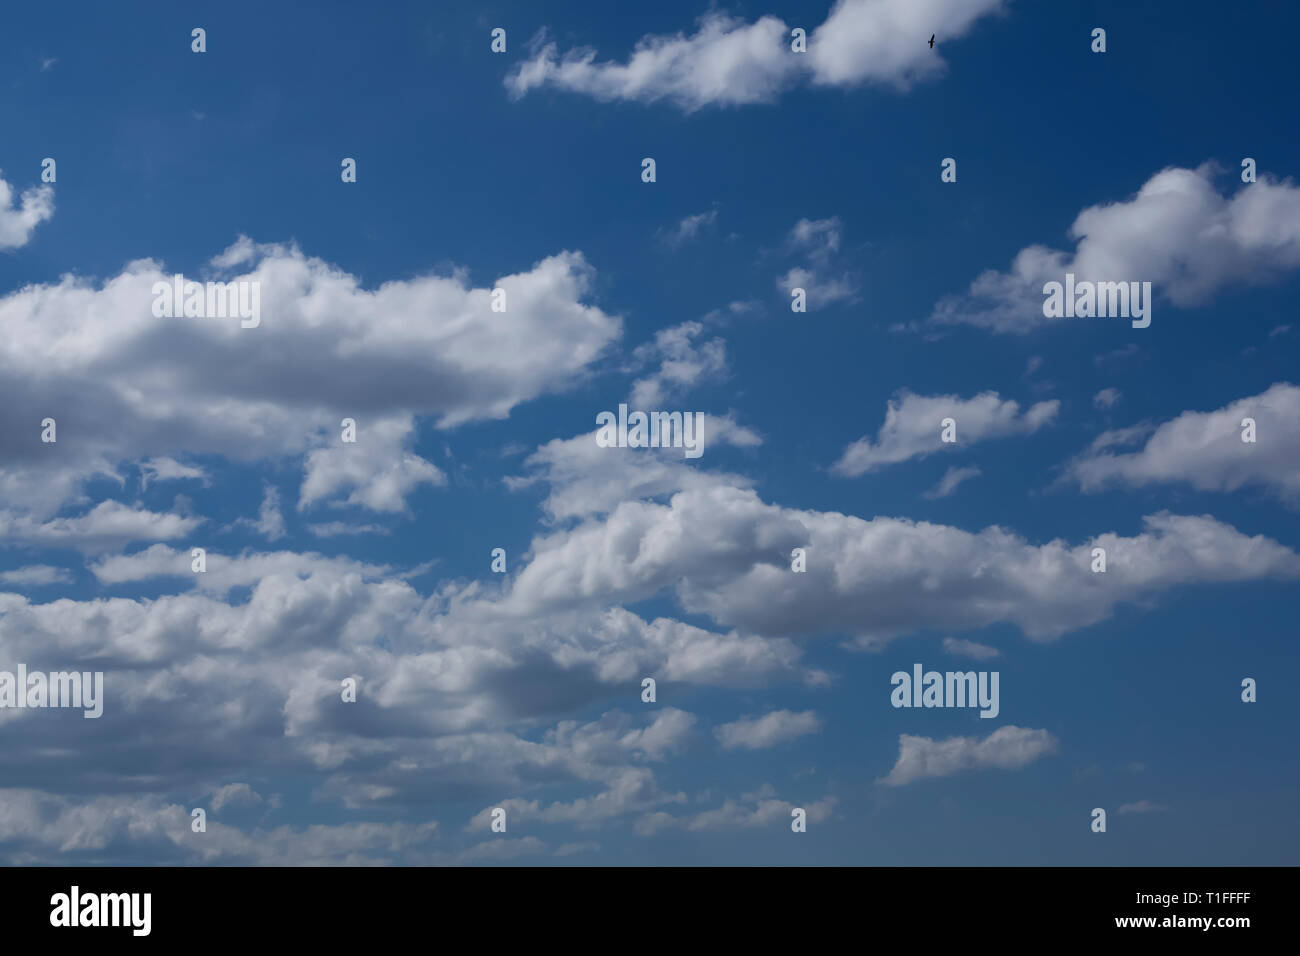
[0,173,54,248]
[0,565,73,587]
[808,0,1006,89]
[210,782,263,812]
[714,710,821,750]
[497,473,1300,645]
[1,455,1293,859]
[778,217,859,310]
[788,217,843,256]
[463,711,701,832]
[833,391,1058,477]
[81,538,825,715]
[506,0,1006,112]
[1066,384,1300,503]
[0,238,620,516]
[636,784,835,834]
[471,767,687,833]
[628,321,728,408]
[0,790,441,865]
[139,457,209,490]
[256,484,287,539]
[0,500,202,554]
[236,483,287,540]
[507,413,761,521]
[299,415,444,514]
[928,164,1300,333]
[3,409,1293,860]
[507,14,797,111]
[0,533,822,844]
[880,726,1058,786]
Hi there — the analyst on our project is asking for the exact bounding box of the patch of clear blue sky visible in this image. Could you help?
[0,0,1296,862]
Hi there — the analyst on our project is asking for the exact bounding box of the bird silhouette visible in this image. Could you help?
[929,34,935,48]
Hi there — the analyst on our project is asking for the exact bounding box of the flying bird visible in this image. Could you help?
[929,34,935,48]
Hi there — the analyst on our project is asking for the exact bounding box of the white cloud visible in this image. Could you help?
[3,399,1294,860]
[778,217,859,310]
[714,710,821,750]
[299,415,444,513]
[1067,384,1300,503]
[0,238,620,516]
[455,836,548,862]
[140,457,209,490]
[0,790,441,865]
[507,14,800,111]
[880,726,1058,785]
[1084,422,1153,455]
[0,173,53,248]
[307,521,391,537]
[506,0,1006,112]
[833,391,1058,477]
[941,636,1000,659]
[210,782,263,812]
[499,473,1300,645]
[628,320,727,408]
[808,0,1006,89]
[787,217,843,256]
[662,209,718,247]
[81,542,823,696]
[0,457,1292,857]
[0,533,823,833]
[780,266,859,309]
[924,465,982,499]
[245,484,287,540]
[0,500,201,554]
[1093,388,1122,409]
[466,710,700,831]
[636,785,835,834]
[0,565,73,587]
[702,300,761,325]
[88,543,390,592]
[507,413,760,521]
[929,164,1300,333]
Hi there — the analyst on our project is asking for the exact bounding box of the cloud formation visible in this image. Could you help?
[1067,384,1300,504]
[929,165,1300,333]
[881,726,1058,786]
[778,216,860,310]
[714,710,822,750]
[0,173,53,248]
[506,1,1006,112]
[0,238,621,516]
[833,391,1058,477]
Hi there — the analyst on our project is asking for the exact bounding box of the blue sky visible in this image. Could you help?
[0,0,1297,865]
